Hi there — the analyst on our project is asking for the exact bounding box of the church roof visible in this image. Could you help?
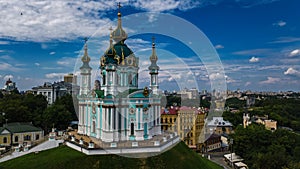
[100,5,137,68]
[95,90,105,99]
[116,89,141,98]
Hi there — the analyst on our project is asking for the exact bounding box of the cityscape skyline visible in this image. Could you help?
[0,0,300,92]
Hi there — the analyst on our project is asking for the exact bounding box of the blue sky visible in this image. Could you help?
[0,0,300,92]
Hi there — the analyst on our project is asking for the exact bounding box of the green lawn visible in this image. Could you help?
[0,142,222,169]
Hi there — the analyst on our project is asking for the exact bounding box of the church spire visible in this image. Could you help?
[148,36,159,70]
[81,37,91,63]
[111,2,127,43]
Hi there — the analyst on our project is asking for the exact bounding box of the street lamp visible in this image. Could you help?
[230,138,234,167]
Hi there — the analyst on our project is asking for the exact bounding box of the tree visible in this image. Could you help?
[43,104,72,131]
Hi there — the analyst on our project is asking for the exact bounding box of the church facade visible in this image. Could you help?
[77,9,161,142]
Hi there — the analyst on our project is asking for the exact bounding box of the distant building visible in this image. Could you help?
[31,81,79,104]
[177,88,199,100]
[0,123,44,147]
[243,113,277,131]
[64,73,77,84]
[1,78,18,94]
[206,117,233,135]
[201,133,222,152]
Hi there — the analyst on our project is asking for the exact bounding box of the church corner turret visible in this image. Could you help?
[149,36,160,94]
[80,38,92,96]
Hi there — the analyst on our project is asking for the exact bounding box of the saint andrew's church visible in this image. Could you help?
[77,8,162,143]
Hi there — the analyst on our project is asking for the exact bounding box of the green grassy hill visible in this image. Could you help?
[0,142,222,169]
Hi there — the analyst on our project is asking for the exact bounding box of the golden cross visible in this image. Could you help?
[117,2,122,12]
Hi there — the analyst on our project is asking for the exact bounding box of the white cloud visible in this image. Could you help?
[0,0,282,42]
[0,62,23,72]
[215,44,224,49]
[49,51,56,55]
[3,75,13,80]
[132,0,180,12]
[234,0,280,7]
[245,82,251,86]
[233,48,273,56]
[269,37,300,44]
[45,73,65,79]
[35,62,40,66]
[0,55,13,61]
[259,77,281,84]
[0,41,10,45]
[225,75,237,83]
[249,56,259,63]
[0,1,113,42]
[57,57,77,67]
[289,49,300,57]
[284,68,300,76]
[273,20,286,27]
[0,0,203,42]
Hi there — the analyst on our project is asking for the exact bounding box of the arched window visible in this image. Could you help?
[130,123,134,136]
[3,137,7,143]
[103,73,106,85]
[92,119,96,133]
[15,136,18,142]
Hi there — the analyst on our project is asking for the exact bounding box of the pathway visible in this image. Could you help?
[0,140,63,163]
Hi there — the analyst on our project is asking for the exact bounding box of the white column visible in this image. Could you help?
[87,105,91,135]
[97,105,100,138]
[110,108,113,131]
[104,108,107,130]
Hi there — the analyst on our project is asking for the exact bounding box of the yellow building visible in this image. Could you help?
[177,106,205,149]
[0,123,44,147]
[161,107,178,132]
[160,106,206,150]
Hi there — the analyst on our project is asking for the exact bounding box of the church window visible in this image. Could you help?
[103,74,106,85]
[118,112,121,130]
[130,123,134,136]
[92,120,96,133]
[3,137,7,143]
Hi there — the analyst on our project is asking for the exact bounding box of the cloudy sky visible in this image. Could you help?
[0,0,299,92]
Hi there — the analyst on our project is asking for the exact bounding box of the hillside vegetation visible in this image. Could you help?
[0,142,222,169]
